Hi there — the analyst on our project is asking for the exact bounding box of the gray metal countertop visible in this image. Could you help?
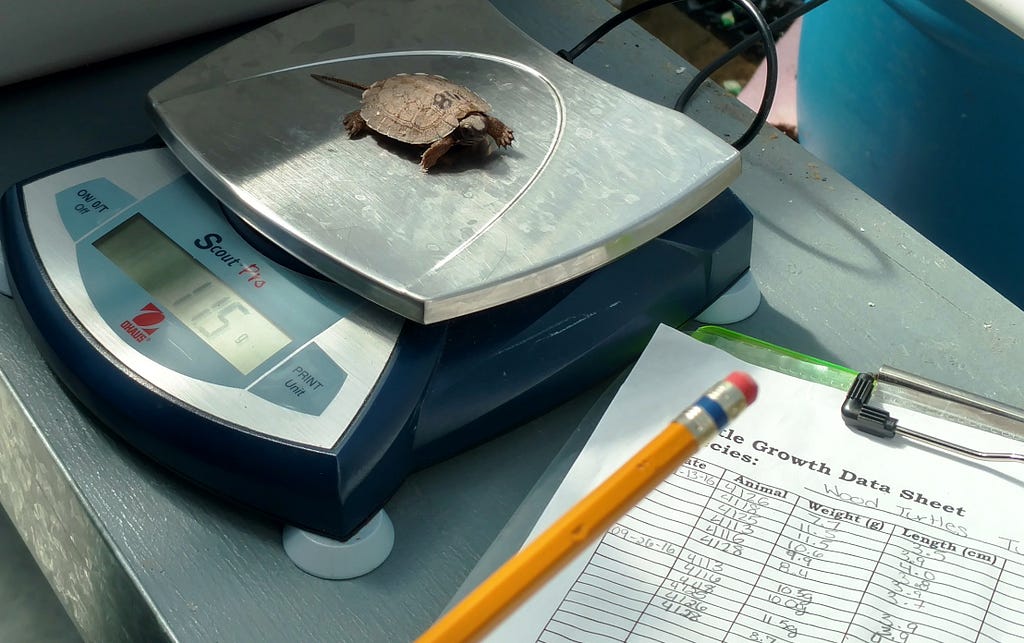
[0,1,1020,642]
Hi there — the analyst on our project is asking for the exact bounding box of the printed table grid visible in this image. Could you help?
[538,458,1024,642]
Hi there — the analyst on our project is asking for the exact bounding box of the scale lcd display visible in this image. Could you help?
[94,214,290,375]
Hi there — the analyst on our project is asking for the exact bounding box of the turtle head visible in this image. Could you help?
[456,114,488,145]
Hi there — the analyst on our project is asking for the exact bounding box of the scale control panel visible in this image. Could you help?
[15,148,403,450]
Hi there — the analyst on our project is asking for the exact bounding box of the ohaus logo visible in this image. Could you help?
[120,303,164,343]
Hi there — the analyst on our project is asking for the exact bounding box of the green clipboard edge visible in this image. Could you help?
[693,326,1024,444]
[691,326,858,391]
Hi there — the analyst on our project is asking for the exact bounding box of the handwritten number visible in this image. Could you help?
[432,91,460,110]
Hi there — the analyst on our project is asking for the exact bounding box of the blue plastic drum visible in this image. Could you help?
[798,0,1024,307]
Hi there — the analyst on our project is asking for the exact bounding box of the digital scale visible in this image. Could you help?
[0,0,758,578]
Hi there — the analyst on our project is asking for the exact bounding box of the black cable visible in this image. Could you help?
[675,0,831,115]
[557,0,777,151]
[722,0,776,149]
[557,0,680,64]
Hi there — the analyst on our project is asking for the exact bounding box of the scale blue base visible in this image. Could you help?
[1,144,753,543]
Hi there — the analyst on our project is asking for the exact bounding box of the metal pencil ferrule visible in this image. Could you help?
[676,380,748,442]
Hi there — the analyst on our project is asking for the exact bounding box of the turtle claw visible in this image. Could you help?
[420,134,458,171]
[343,110,368,137]
[486,116,515,148]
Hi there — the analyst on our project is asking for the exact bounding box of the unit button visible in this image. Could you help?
[250,344,346,416]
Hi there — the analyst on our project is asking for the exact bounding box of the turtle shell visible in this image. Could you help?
[359,74,493,145]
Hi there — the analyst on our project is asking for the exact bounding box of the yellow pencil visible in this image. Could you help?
[416,371,758,643]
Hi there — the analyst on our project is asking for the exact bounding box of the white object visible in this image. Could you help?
[694,271,761,324]
[282,511,395,580]
[0,1,314,87]
[964,0,1024,39]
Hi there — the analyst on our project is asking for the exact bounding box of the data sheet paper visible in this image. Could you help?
[485,326,1024,642]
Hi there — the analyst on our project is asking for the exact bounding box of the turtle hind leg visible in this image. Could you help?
[342,110,368,137]
[484,116,514,148]
[420,135,457,171]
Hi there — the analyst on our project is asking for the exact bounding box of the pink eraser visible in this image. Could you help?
[725,371,758,405]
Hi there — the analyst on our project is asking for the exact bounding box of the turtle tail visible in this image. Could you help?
[311,74,369,92]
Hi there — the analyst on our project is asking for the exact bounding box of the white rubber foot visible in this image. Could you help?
[282,510,395,580]
[695,272,761,324]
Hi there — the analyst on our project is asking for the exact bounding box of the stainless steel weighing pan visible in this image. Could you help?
[148,0,739,323]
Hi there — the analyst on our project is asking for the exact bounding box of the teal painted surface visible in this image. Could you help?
[798,0,1024,308]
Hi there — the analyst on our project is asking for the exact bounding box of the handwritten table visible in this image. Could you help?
[541,458,1024,642]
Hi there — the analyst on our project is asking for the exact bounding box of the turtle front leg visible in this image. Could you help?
[342,110,368,137]
[484,116,514,148]
[420,134,458,171]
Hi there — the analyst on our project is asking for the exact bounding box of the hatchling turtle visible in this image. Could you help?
[311,73,514,171]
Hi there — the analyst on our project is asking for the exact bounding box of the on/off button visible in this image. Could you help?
[250,344,346,416]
